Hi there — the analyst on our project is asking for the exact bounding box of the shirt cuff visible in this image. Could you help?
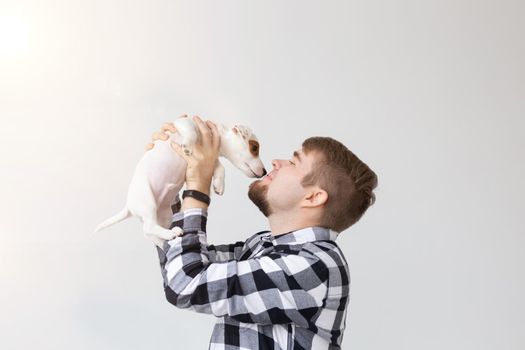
[170,208,208,232]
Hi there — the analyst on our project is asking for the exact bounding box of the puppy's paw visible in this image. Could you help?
[213,185,224,196]
[213,180,225,196]
[170,226,184,238]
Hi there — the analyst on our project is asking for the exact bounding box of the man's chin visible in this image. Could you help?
[250,177,264,185]
[247,180,272,217]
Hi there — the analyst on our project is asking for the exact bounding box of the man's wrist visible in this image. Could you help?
[181,196,209,211]
[181,182,211,211]
[186,182,211,196]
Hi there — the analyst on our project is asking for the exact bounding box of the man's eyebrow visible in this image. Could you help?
[293,151,302,163]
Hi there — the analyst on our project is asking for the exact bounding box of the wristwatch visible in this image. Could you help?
[182,189,211,205]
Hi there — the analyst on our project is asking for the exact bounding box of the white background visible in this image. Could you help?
[1,0,523,349]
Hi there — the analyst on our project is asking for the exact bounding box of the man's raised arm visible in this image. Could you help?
[168,195,246,263]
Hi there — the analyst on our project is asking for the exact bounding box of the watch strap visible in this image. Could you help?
[182,189,211,205]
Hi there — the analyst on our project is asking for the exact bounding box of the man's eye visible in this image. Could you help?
[289,160,295,165]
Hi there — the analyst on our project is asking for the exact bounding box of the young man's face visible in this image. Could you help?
[248,147,316,217]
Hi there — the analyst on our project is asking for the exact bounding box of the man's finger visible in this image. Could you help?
[152,131,169,142]
[161,122,177,133]
[145,143,154,151]
[207,121,220,149]
[193,115,212,146]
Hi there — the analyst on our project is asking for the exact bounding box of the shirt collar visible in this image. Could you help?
[261,226,339,245]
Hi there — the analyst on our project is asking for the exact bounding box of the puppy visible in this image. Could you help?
[94,115,267,248]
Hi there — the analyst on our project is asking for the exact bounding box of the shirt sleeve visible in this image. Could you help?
[157,208,329,327]
[170,197,244,262]
[206,241,246,262]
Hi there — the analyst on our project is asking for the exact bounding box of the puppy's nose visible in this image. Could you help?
[262,168,267,177]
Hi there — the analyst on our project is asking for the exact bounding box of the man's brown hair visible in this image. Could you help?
[300,136,378,233]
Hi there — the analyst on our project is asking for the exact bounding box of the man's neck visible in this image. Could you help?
[267,211,320,237]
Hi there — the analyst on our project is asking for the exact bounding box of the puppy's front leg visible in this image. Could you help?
[212,160,225,195]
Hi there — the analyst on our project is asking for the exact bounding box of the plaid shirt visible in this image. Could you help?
[156,207,350,349]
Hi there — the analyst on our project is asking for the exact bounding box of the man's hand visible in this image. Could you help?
[171,115,220,196]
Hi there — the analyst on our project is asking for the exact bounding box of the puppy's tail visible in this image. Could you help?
[94,208,132,233]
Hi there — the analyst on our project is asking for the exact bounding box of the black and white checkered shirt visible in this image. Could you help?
[156,208,350,349]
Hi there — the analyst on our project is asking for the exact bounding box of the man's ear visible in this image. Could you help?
[303,188,328,208]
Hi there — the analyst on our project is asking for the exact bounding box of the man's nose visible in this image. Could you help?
[271,159,282,170]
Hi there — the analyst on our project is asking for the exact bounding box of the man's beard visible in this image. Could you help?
[248,179,272,217]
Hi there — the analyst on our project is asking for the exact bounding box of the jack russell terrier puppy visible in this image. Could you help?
[94,115,267,248]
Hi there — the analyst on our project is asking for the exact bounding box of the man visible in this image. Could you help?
[145,115,378,349]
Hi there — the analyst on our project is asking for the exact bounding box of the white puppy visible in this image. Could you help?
[94,115,267,248]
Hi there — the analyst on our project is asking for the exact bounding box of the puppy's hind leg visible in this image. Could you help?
[141,205,183,244]
[134,179,183,245]
[142,217,183,241]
